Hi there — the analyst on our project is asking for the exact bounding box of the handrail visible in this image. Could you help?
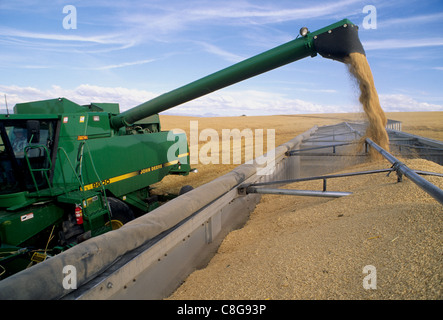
[57,146,84,192]
[365,138,443,206]
[24,144,53,196]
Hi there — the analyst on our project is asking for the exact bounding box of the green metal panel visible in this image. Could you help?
[0,114,59,121]
[58,112,112,138]
[0,191,29,209]
[57,190,112,236]
[14,98,86,115]
[73,131,190,196]
[87,103,120,114]
[0,203,64,246]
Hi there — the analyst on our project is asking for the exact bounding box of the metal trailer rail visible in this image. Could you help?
[387,129,443,165]
[290,121,367,178]
[342,121,443,165]
[365,137,443,205]
[243,120,443,207]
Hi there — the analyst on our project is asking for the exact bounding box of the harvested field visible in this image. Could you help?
[385,112,443,141]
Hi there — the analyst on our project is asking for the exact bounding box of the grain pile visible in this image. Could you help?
[345,52,390,158]
[167,158,442,300]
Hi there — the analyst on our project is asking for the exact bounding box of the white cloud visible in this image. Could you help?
[186,0,360,24]
[363,38,443,50]
[379,94,443,112]
[196,42,245,63]
[0,27,129,45]
[92,59,156,70]
[164,89,346,116]
[0,84,157,112]
[1,84,441,117]
[0,84,344,116]
[0,26,136,54]
[378,12,443,28]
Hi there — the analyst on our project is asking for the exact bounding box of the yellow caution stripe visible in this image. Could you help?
[82,153,189,191]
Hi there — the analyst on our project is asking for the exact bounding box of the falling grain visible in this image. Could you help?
[345,52,390,158]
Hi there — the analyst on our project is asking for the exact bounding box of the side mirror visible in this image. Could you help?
[26,120,40,143]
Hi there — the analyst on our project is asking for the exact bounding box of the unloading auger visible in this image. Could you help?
[110,18,365,129]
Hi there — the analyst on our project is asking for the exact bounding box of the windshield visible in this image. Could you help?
[0,119,58,195]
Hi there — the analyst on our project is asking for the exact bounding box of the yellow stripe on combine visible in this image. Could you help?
[81,153,189,191]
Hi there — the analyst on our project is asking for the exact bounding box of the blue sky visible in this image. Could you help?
[1,0,443,116]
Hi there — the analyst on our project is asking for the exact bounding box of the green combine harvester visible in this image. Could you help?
[0,19,365,280]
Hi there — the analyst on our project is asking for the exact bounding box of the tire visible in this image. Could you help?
[179,185,194,195]
[107,197,135,229]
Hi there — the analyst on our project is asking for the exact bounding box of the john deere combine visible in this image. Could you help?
[0,19,365,279]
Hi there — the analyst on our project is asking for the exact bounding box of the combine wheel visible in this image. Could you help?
[179,185,194,195]
[106,197,135,230]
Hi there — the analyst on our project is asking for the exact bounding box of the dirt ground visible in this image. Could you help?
[156,111,442,300]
